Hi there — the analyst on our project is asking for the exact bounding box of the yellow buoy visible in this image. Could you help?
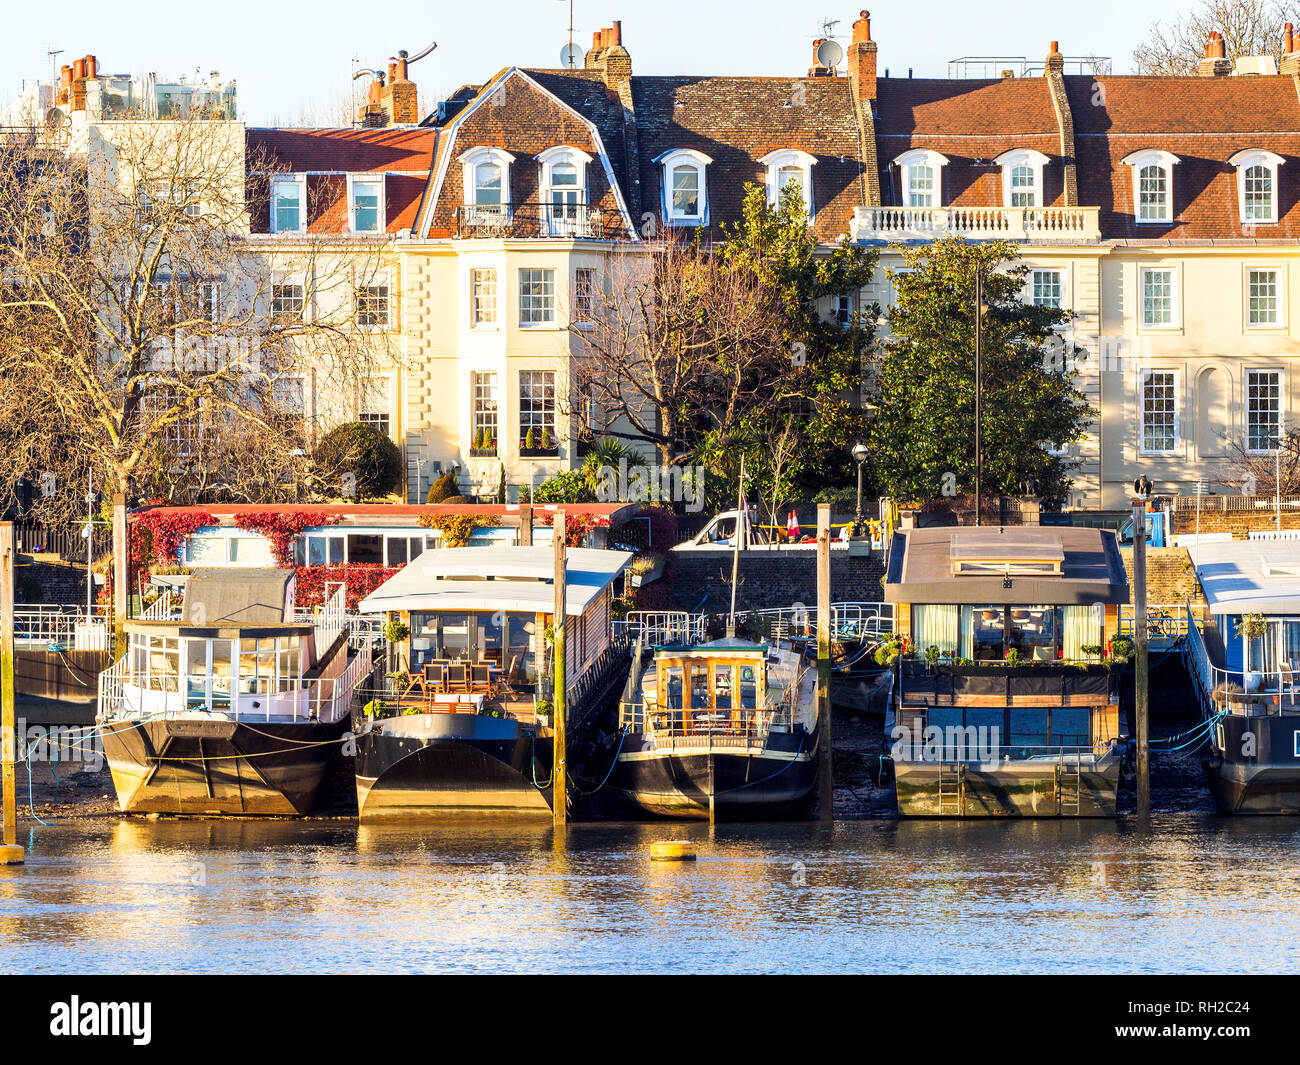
[650,840,696,862]
[0,844,24,866]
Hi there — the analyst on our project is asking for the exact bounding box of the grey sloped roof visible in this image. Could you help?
[183,568,293,626]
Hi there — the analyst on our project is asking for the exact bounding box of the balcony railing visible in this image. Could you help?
[455,202,620,240]
[852,205,1101,243]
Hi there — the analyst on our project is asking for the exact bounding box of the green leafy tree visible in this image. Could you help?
[313,422,403,502]
[866,238,1091,507]
[533,469,595,504]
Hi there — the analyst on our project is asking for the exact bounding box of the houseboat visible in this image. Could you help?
[612,636,819,819]
[882,526,1130,817]
[1185,535,1300,814]
[353,545,632,818]
[97,569,372,815]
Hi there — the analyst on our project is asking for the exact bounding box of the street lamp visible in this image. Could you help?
[851,441,869,535]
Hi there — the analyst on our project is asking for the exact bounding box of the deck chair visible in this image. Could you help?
[470,664,492,694]
[1281,660,1298,706]
[423,660,448,694]
[445,662,468,693]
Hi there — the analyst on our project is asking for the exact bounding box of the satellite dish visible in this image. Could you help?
[816,39,844,70]
[560,43,585,68]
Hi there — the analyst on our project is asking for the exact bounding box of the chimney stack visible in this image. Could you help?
[809,38,835,77]
[1283,23,1300,74]
[1045,39,1064,76]
[1198,30,1232,75]
[848,10,877,103]
[586,22,631,91]
[381,51,419,124]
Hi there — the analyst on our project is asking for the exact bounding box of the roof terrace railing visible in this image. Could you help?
[853,205,1102,244]
[455,202,623,240]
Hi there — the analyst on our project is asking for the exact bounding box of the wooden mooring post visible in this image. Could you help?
[817,504,833,823]
[552,510,567,826]
[113,493,128,659]
[1,522,23,864]
[1132,495,1150,821]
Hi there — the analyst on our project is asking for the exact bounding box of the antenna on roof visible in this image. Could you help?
[556,0,582,68]
[819,17,841,39]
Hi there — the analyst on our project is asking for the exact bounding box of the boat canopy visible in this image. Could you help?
[183,567,295,625]
[1193,539,1300,615]
[358,545,633,617]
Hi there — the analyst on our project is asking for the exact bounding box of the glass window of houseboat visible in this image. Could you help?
[713,665,733,710]
[185,638,208,702]
[966,607,1007,661]
[148,636,181,691]
[912,604,959,658]
[689,663,710,709]
[478,611,504,667]
[278,639,300,688]
[1063,604,1104,662]
[739,665,758,709]
[347,534,384,565]
[210,639,233,703]
[664,666,684,709]
[1009,606,1059,662]
[306,535,344,566]
[1283,621,1300,670]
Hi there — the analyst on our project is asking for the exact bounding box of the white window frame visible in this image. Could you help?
[347,174,386,235]
[1244,264,1286,330]
[1139,368,1180,456]
[760,149,817,220]
[893,149,949,208]
[536,145,593,237]
[1122,149,1179,225]
[518,267,557,327]
[358,375,392,439]
[269,273,306,322]
[270,174,306,235]
[573,266,596,327]
[994,149,1050,210]
[1245,368,1284,454]
[460,147,516,220]
[655,148,712,226]
[1139,265,1181,331]
[470,267,499,329]
[355,270,391,330]
[1028,267,1065,310]
[1229,149,1284,226]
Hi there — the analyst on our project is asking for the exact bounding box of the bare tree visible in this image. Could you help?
[0,115,395,582]
[1219,422,1300,495]
[567,233,788,470]
[1133,0,1297,74]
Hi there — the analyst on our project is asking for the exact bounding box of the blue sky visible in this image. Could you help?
[4,0,1197,125]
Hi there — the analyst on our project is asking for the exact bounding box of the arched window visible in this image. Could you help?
[536,145,593,237]
[1229,150,1284,226]
[1122,150,1180,225]
[893,149,948,209]
[654,148,712,225]
[995,149,1050,209]
[760,149,817,220]
[459,147,516,223]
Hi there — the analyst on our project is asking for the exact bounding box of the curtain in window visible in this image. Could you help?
[960,606,975,660]
[1063,604,1103,661]
[912,604,959,656]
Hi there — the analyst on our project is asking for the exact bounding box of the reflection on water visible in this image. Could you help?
[2,816,1300,973]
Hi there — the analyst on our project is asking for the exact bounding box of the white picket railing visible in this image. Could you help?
[314,582,347,654]
[853,205,1101,243]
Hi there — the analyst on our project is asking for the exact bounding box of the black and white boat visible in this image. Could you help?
[353,544,632,819]
[97,570,371,815]
[1186,535,1300,813]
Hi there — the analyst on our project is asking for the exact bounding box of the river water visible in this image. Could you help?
[3,815,1299,974]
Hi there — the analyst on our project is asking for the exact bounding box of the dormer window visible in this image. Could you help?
[537,146,593,237]
[994,149,1049,209]
[655,149,712,225]
[460,147,516,222]
[1229,149,1284,225]
[760,149,817,219]
[271,174,305,234]
[1122,150,1180,224]
[893,149,948,208]
[348,175,384,234]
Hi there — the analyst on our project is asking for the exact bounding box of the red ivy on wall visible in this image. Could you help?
[132,509,219,566]
[232,511,342,567]
[293,563,398,610]
[534,511,612,547]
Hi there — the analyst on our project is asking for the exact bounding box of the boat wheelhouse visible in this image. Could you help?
[883,527,1130,817]
[353,545,632,817]
[1185,536,1300,813]
[613,636,818,819]
[97,569,372,815]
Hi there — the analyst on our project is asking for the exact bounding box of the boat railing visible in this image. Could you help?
[1183,604,1299,718]
[15,603,112,646]
[744,601,894,643]
[1118,603,1196,644]
[141,589,183,621]
[613,611,706,648]
[890,736,1115,762]
[896,660,1119,707]
[313,582,347,652]
[619,700,794,745]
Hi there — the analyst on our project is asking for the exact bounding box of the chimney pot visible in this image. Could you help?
[72,58,85,80]
[85,55,97,79]
[1049,41,1059,54]
[592,30,601,48]
[1287,22,1295,53]
[611,20,622,46]
[852,9,871,43]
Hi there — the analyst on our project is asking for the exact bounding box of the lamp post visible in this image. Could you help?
[974,267,984,527]
[851,441,869,535]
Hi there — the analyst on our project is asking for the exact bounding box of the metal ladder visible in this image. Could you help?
[1056,755,1081,816]
[938,762,964,816]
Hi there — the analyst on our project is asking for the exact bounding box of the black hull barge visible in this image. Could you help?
[353,544,632,819]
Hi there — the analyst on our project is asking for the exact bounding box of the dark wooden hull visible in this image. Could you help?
[100,715,350,816]
[356,715,554,817]
[1205,714,1300,814]
[614,727,817,819]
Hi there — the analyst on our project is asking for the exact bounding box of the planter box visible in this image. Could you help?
[519,446,560,458]
[469,447,499,458]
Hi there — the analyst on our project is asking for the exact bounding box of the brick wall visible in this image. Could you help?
[1118,546,1205,610]
[662,548,886,613]
[19,560,91,606]
[1169,507,1300,539]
